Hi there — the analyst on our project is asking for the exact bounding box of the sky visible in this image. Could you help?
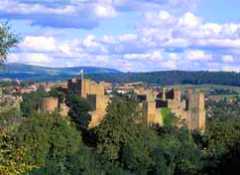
[1,0,240,72]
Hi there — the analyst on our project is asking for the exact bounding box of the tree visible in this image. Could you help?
[48,88,65,103]
[204,117,240,175]
[66,93,92,128]
[153,127,203,175]
[95,96,158,174]
[0,128,36,175]
[20,89,49,117]
[0,22,18,64]
[13,113,82,173]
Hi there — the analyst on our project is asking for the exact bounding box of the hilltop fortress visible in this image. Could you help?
[40,74,206,131]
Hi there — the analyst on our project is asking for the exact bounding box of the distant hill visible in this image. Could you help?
[1,64,240,87]
[87,71,240,87]
[0,63,121,81]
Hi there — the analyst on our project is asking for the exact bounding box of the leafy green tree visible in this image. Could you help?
[13,113,83,174]
[0,22,18,64]
[20,89,48,117]
[66,93,92,128]
[0,129,36,175]
[49,88,65,103]
[153,127,203,175]
[95,96,159,174]
[95,96,141,161]
[204,117,240,174]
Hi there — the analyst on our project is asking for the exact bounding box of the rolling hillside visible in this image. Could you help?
[0,63,121,81]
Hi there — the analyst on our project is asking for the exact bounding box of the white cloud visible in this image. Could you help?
[185,50,212,61]
[20,36,57,52]
[222,55,234,63]
[94,4,117,18]
[178,12,202,28]
[8,53,52,66]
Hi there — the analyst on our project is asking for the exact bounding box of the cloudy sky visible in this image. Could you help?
[2,0,240,72]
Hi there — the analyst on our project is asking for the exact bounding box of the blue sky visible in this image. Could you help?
[1,0,240,72]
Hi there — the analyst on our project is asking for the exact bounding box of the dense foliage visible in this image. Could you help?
[66,93,92,128]
[20,89,49,117]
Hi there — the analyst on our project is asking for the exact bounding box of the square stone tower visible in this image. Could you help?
[187,91,206,131]
[143,90,163,126]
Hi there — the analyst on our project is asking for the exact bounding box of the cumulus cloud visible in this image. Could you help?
[20,36,57,52]
[0,0,198,29]
[0,0,117,29]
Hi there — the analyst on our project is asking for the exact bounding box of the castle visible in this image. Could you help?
[40,74,206,131]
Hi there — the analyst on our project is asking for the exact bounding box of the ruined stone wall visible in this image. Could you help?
[41,97,59,113]
[87,94,109,128]
[89,81,105,96]
[151,88,206,131]
[89,110,107,128]
[59,103,70,117]
[174,89,181,102]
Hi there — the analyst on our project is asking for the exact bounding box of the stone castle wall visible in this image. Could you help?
[41,97,59,113]
[68,77,109,128]
[141,88,206,131]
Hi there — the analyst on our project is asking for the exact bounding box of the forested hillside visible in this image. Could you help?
[88,71,240,86]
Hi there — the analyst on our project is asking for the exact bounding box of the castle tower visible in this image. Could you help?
[143,90,162,126]
[188,91,206,131]
[162,88,166,100]
[143,100,157,125]
[173,88,181,102]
